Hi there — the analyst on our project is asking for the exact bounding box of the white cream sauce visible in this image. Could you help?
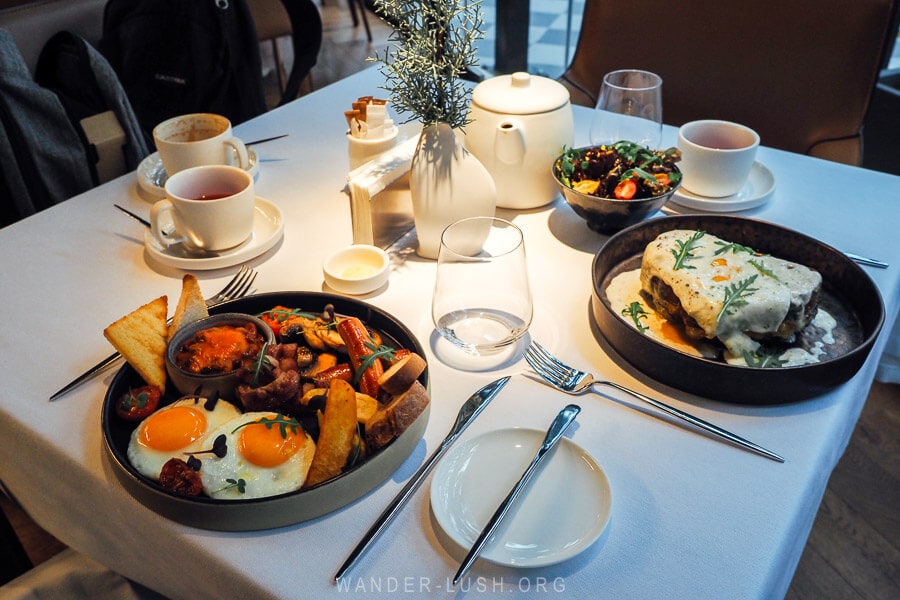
[607,262,836,367]
[639,230,822,357]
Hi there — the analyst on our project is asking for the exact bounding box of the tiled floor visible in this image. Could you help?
[477,0,585,78]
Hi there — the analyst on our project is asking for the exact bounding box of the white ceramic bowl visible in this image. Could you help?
[323,244,390,295]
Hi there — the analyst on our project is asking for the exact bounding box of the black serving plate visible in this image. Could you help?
[102,291,429,531]
[591,215,884,404]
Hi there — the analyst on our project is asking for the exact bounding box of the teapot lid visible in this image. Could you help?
[472,72,570,115]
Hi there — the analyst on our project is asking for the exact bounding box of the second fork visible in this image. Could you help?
[525,341,785,463]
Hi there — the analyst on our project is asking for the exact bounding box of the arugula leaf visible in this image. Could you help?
[249,342,273,387]
[621,301,649,333]
[743,349,787,368]
[713,241,756,255]
[672,231,705,270]
[231,414,302,439]
[716,275,759,322]
[749,259,781,281]
[352,340,398,385]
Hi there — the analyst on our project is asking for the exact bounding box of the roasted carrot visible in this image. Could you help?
[336,317,384,398]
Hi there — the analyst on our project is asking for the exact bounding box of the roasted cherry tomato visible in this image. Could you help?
[115,385,161,421]
[259,305,293,336]
[158,458,203,496]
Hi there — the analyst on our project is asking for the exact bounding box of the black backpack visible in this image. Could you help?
[99,0,267,138]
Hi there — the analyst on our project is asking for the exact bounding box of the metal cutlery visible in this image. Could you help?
[114,203,151,228]
[453,403,581,585]
[844,251,889,269]
[334,376,512,581]
[114,204,224,257]
[48,265,257,401]
[525,341,784,463]
[245,134,288,146]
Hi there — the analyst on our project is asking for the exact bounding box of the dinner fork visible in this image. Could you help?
[48,265,258,401]
[524,341,785,462]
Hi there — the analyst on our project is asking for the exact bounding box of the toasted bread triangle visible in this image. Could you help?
[168,274,208,340]
[104,296,168,391]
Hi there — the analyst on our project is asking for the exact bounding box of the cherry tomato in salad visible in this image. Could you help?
[115,385,161,421]
[614,178,638,200]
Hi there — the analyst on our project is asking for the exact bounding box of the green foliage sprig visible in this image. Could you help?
[232,414,302,439]
[743,349,787,368]
[370,0,485,129]
[353,340,399,385]
[717,275,759,322]
[621,301,649,333]
[672,231,705,270]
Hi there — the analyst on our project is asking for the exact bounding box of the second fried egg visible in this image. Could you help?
[198,412,316,500]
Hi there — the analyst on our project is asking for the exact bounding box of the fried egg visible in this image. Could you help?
[127,396,242,481]
[198,412,316,500]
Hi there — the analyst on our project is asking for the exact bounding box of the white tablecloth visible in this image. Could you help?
[1,68,898,600]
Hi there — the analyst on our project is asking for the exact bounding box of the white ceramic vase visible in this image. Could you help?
[409,122,497,259]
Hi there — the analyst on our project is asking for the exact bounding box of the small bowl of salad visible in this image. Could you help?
[552,141,682,233]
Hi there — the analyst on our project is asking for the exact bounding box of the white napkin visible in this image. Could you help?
[346,136,418,246]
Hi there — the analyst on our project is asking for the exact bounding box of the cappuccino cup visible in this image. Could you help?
[153,113,250,176]
[677,120,759,197]
[151,165,255,252]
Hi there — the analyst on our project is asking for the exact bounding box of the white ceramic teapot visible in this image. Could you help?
[465,72,574,210]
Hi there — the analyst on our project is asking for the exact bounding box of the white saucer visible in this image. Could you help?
[430,428,611,568]
[136,149,260,200]
[669,162,775,212]
[143,197,283,270]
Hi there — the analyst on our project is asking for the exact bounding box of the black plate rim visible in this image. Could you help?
[590,215,885,404]
[101,291,430,529]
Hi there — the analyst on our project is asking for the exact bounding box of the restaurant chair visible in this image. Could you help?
[349,0,373,42]
[558,0,900,165]
[248,0,323,105]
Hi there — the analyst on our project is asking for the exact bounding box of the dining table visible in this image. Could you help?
[1,66,898,600]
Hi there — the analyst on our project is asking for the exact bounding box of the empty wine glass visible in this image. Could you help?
[589,69,663,148]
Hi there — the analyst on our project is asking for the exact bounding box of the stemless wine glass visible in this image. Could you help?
[589,69,663,148]
[432,217,533,356]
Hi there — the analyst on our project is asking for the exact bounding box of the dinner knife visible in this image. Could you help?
[453,403,581,585]
[334,375,512,582]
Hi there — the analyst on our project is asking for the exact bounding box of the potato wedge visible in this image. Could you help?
[355,392,379,423]
[305,379,358,486]
[300,388,378,423]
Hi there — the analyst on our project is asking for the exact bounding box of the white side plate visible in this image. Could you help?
[670,161,775,212]
[431,427,612,568]
[143,196,283,270]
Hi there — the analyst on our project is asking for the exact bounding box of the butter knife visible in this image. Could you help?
[334,375,512,581]
[453,403,581,585]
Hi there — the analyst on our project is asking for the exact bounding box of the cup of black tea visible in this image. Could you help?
[151,164,255,252]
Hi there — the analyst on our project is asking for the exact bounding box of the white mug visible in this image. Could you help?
[153,113,250,176]
[151,165,255,252]
[677,120,759,197]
